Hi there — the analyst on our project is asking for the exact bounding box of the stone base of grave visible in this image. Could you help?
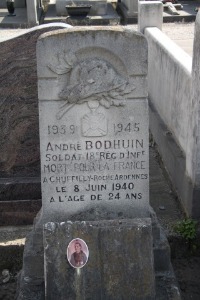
[16,209,181,300]
[16,212,45,300]
[44,3,120,26]
[43,218,155,300]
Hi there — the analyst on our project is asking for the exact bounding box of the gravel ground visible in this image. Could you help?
[0,28,29,42]
[162,21,194,39]
[0,22,195,57]
[0,21,195,43]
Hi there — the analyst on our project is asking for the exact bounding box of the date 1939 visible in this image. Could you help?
[47,125,76,135]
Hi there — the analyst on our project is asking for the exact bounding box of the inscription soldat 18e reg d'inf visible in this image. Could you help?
[42,121,148,204]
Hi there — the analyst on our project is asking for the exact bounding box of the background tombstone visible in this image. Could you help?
[117,0,139,23]
[56,0,108,16]
[18,27,154,299]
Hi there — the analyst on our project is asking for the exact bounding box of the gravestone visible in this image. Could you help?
[121,0,138,16]
[37,27,149,223]
[56,0,108,16]
[47,0,120,26]
[18,27,155,299]
[118,0,139,24]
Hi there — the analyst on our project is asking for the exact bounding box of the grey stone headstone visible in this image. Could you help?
[121,0,138,15]
[44,218,155,300]
[56,0,108,16]
[37,27,148,222]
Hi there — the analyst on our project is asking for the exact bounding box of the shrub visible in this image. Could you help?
[175,218,198,241]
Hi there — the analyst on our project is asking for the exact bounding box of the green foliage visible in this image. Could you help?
[175,218,198,241]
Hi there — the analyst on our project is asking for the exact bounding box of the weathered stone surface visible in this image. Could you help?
[37,27,149,223]
[0,24,71,224]
[26,0,40,26]
[0,25,70,179]
[138,1,163,33]
[17,224,45,300]
[44,218,155,300]
[17,207,181,299]
[0,34,39,178]
[0,177,41,201]
[121,0,138,16]
[0,199,41,226]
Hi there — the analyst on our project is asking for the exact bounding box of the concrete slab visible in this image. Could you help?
[44,3,120,25]
[163,0,199,22]
[0,8,27,28]
[119,0,199,24]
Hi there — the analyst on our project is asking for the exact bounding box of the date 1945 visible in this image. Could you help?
[114,122,140,134]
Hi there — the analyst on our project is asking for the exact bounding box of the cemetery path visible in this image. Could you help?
[162,22,194,56]
[0,21,194,55]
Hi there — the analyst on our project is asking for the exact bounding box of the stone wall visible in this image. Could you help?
[146,27,192,153]
[138,2,200,218]
[144,27,196,217]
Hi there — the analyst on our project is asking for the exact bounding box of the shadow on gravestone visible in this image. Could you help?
[0,23,71,225]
